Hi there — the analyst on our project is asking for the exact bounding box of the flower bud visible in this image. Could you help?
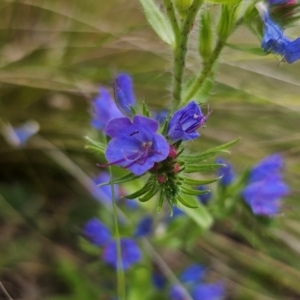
[199,11,212,62]
[217,5,236,42]
[174,0,193,18]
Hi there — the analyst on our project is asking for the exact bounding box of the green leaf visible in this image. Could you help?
[181,197,213,230]
[182,176,220,185]
[184,163,224,173]
[226,43,266,56]
[85,136,106,154]
[139,0,175,47]
[157,191,164,213]
[180,185,210,196]
[97,172,141,186]
[180,137,240,163]
[138,182,159,202]
[142,101,151,117]
[177,194,198,208]
[122,179,153,199]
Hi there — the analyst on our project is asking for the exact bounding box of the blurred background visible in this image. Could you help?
[1,0,300,299]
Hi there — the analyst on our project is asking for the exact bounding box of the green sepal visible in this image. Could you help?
[139,0,175,47]
[138,183,159,202]
[157,191,164,213]
[85,136,106,155]
[226,43,266,56]
[122,179,153,199]
[199,11,212,61]
[182,176,220,185]
[130,105,137,116]
[97,172,141,187]
[160,111,171,136]
[184,163,224,173]
[142,101,150,117]
[177,194,198,208]
[180,137,240,163]
[180,185,210,196]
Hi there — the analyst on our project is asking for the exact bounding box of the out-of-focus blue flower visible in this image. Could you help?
[153,109,169,125]
[2,120,39,147]
[113,73,136,117]
[192,282,225,300]
[216,158,235,186]
[180,264,205,285]
[102,238,141,270]
[124,199,138,210]
[134,216,153,237]
[91,88,123,130]
[197,186,211,204]
[249,154,283,182]
[152,270,167,290]
[243,174,289,216]
[94,172,120,204]
[167,101,208,142]
[169,285,187,300]
[105,116,169,176]
[83,218,112,247]
[268,0,296,5]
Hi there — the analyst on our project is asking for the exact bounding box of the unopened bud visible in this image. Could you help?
[169,145,177,159]
[199,11,212,62]
[174,0,193,18]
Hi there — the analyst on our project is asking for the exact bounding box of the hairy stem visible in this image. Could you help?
[162,0,180,45]
[182,39,224,105]
[171,0,203,112]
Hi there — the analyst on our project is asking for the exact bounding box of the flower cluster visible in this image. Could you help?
[242,154,289,216]
[83,218,141,270]
[89,73,218,211]
[256,2,300,64]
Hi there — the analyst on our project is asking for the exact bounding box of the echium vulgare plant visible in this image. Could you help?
[84,0,297,299]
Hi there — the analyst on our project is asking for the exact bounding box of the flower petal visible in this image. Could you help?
[105,117,132,138]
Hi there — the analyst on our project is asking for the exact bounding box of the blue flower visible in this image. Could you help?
[249,154,283,182]
[102,238,141,270]
[91,88,123,130]
[113,73,136,117]
[83,218,112,247]
[197,186,211,204]
[105,116,169,176]
[180,264,205,285]
[167,101,208,142]
[216,158,235,186]
[242,175,289,216]
[2,120,39,147]
[152,109,169,125]
[192,282,225,300]
[134,216,153,237]
[256,2,300,64]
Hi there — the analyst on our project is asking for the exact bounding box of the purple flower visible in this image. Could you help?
[105,116,169,176]
[134,216,153,237]
[83,218,112,247]
[102,238,141,270]
[167,101,208,142]
[216,158,235,186]
[180,264,205,284]
[197,186,211,204]
[152,109,169,125]
[91,88,123,130]
[169,285,187,300]
[94,172,120,204]
[249,154,283,182]
[192,282,225,300]
[113,73,136,117]
[242,175,289,216]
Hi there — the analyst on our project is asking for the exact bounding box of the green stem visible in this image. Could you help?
[107,142,126,299]
[162,0,180,45]
[182,39,224,105]
[171,0,203,112]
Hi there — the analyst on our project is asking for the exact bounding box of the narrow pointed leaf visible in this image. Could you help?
[122,179,153,199]
[185,163,224,173]
[139,183,159,202]
[157,191,164,213]
[142,101,150,117]
[177,194,198,208]
[182,176,220,185]
[85,136,106,154]
[180,185,210,196]
[97,173,141,187]
[139,0,175,47]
